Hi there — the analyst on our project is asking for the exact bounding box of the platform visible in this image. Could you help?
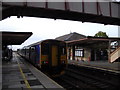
[68,60,120,74]
[2,52,64,89]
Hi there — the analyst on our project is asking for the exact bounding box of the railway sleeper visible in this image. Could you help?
[61,75,94,89]
[65,68,118,87]
[65,69,113,88]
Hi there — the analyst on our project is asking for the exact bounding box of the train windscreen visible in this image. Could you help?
[41,43,49,55]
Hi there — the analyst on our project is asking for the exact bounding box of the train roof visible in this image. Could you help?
[27,39,66,47]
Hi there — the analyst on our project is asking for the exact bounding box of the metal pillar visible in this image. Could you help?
[108,40,111,62]
[0,1,2,21]
[72,45,75,60]
[0,31,2,90]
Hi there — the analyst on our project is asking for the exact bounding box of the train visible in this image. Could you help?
[18,39,67,76]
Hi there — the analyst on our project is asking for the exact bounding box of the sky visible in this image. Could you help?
[0,16,119,50]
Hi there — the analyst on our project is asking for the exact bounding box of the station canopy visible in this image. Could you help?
[67,36,120,48]
[1,32,33,45]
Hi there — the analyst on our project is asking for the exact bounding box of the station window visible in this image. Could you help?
[75,49,84,57]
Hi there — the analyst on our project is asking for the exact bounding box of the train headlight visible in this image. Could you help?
[42,61,48,64]
[45,61,48,64]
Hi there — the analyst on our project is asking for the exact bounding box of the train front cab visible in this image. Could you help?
[40,40,67,75]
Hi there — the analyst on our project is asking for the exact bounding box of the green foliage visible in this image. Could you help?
[94,31,108,38]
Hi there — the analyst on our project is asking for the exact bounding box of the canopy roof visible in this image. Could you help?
[67,36,120,48]
[1,31,33,45]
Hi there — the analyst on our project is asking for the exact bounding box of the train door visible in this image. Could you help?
[51,45,58,66]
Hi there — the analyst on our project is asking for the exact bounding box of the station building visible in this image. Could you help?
[55,32,120,63]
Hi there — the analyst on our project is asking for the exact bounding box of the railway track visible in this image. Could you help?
[18,54,119,89]
[53,76,78,89]
[53,64,119,89]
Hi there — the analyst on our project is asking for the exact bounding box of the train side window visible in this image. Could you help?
[31,47,35,51]
[26,48,29,53]
[41,44,49,55]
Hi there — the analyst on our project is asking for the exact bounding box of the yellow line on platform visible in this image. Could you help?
[17,61,32,90]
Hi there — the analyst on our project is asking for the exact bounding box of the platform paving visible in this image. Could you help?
[2,52,64,89]
[68,60,120,73]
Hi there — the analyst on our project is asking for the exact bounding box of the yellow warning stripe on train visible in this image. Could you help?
[17,61,32,90]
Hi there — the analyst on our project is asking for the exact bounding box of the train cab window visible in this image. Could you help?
[61,46,66,55]
[41,44,49,55]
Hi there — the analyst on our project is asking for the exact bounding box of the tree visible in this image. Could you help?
[94,31,108,38]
